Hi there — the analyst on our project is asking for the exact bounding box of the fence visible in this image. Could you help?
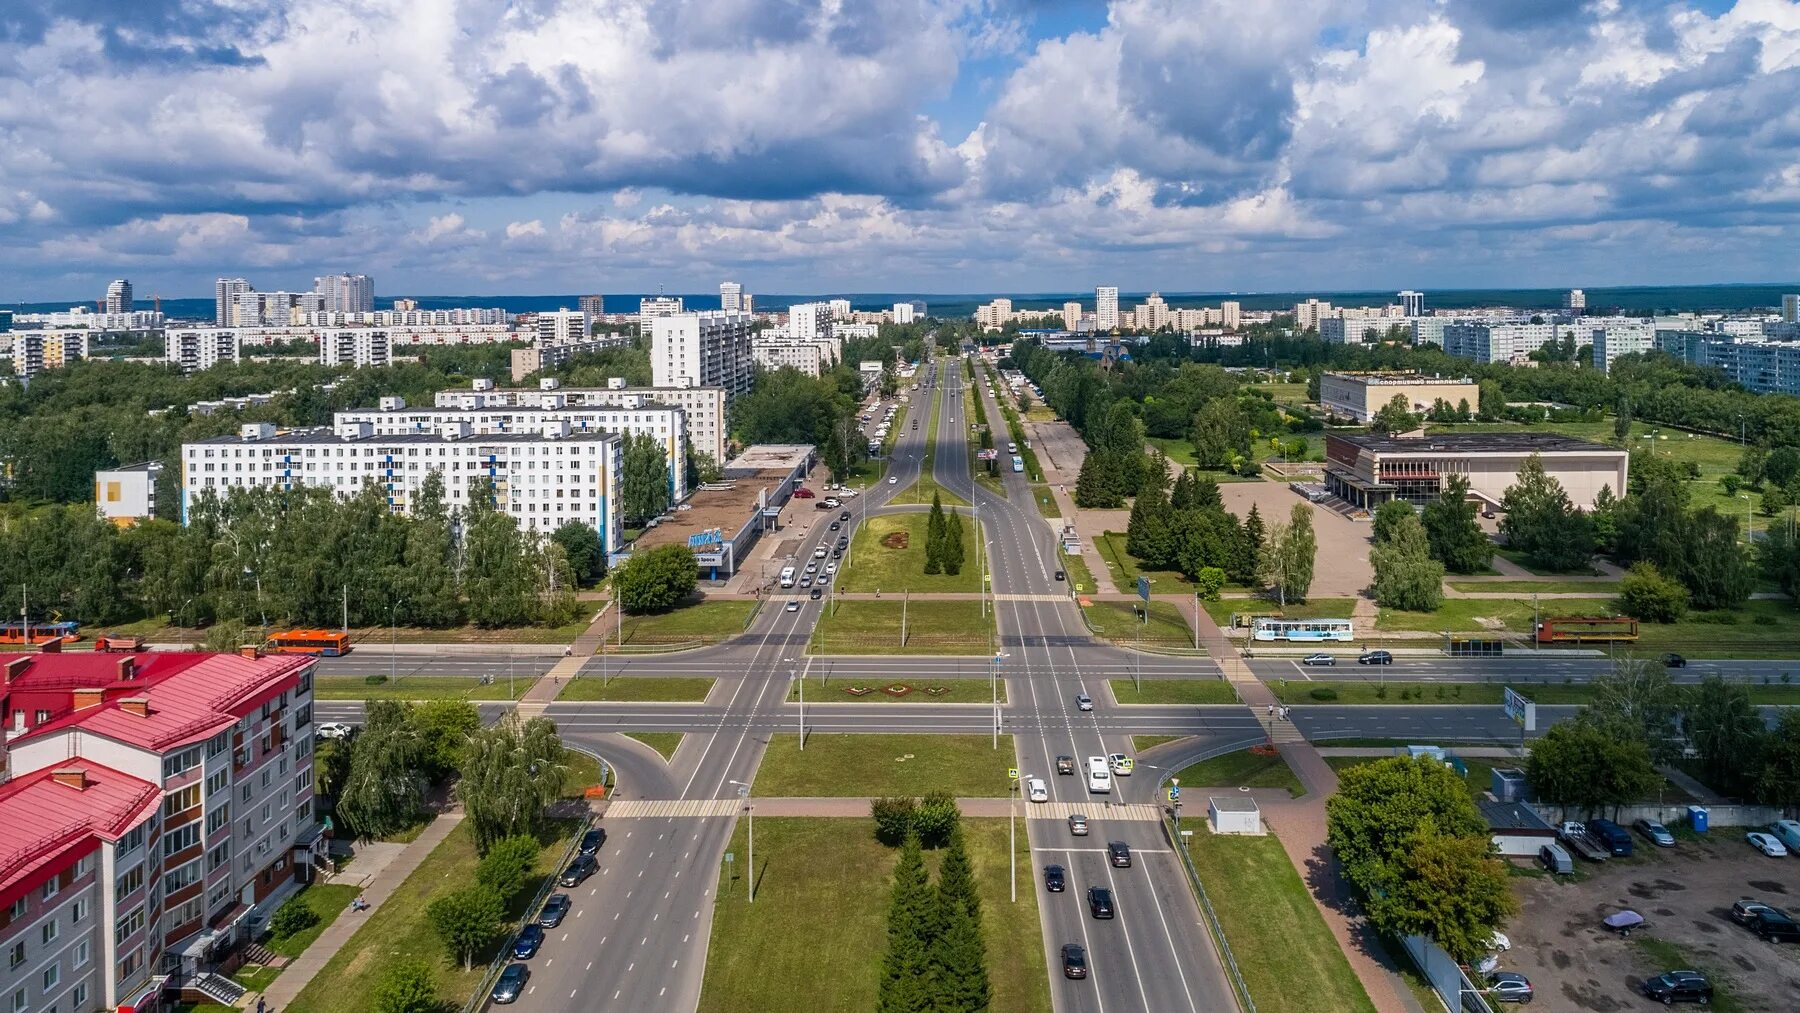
[1531,802,1781,828]
[1400,933,1495,1013]
[461,809,599,1012]
[1158,806,1256,1013]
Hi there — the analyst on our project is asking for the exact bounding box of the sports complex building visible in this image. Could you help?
[1322,431,1628,511]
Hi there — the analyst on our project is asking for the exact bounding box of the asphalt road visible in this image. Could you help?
[1244,653,1800,683]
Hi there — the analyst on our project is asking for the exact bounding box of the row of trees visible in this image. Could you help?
[877,802,989,1013]
[1123,474,1318,602]
[923,494,967,576]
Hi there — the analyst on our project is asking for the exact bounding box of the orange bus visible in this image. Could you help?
[267,630,352,656]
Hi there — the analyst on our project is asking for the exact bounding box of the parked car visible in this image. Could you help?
[1751,909,1800,942]
[1769,819,1800,851]
[1661,652,1687,668]
[1068,814,1089,836]
[1640,970,1713,1004]
[1056,755,1076,775]
[578,828,606,855]
[1730,899,1784,926]
[511,923,545,959]
[1087,887,1115,919]
[1746,831,1790,857]
[538,894,571,928]
[1587,818,1634,857]
[1538,842,1574,875]
[1634,819,1676,848]
[1481,510,1497,519]
[1043,864,1065,892]
[318,722,353,740]
[793,487,814,499]
[1301,652,1335,666]
[491,964,530,1004]
[1485,931,1511,952]
[1486,971,1534,1004]
[1107,841,1132,868]
[1357,650,1393,665]
[1061,943,1088,979]
[1075,692,1093,711]
[558,855,597,887]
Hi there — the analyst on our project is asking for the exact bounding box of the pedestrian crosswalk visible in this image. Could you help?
[1022,802,1163,821]
[604,799,742,819]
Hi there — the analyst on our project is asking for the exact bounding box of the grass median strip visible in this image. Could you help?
[1133,734,1184,752]
[698,817,1048,1013]
[1173,748,1305,797]
[786,678,1004,703]
[314,675,528,701]
[611,599,758,645]
[1083,599,1194,645]
[1108,679,1239,705]
[624,731,684,759]
[837,512,983,593]
[555,676,715,702]
[755,733,1014,797]
[811,600,996,655]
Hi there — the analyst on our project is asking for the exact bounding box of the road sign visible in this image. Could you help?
[1007,768,1019,781]
[1137,576,1151,602]
[1168,786,1181,802]
[726,852,735,864]
[1503,687,1538,732]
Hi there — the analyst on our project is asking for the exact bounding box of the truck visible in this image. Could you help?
[779,566,797,589]
[1558,821,1612,862]
[93,635,145,653]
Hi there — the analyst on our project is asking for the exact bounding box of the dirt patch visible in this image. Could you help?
[880,531,910,550]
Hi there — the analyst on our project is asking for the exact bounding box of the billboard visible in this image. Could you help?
[1503,687,1537,732]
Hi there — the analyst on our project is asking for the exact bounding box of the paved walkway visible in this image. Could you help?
[252,812,467,1010]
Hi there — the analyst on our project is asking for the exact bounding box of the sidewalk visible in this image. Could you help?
[252,812,467,1010]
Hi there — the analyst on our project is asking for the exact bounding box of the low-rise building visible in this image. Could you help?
[1319,371,1479,422]
[95,463,163,525]
[1323,431,1628,511]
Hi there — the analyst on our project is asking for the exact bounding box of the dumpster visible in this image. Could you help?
[1687,805,1709,833]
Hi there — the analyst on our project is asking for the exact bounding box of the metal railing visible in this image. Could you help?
[460,812,597,1013]
[1158,795,1258,1013]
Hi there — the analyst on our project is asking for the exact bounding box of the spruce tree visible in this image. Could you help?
[925,493,946,575]
[936,825,981,929]
[932,902,991,1013]
[942,511,965,575]
[880,833,936,1013]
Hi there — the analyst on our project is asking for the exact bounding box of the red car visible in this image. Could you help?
[793,487,814,499]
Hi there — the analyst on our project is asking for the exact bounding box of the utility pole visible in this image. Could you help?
[342,585,348,636]
[901,589,908,649]
[796,668,803,751]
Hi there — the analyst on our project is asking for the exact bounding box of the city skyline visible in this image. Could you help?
[3,1,1799,298]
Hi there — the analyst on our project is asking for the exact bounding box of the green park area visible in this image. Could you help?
[1059,550,1099,594]
[837,512,983,593]
[1179,820,1377,1013]
[555,676,715,702]
[811,600,996,655]
[1445,579,1621,594]
[1082,599,1195,646]
[1096,530,1199,592]
[1203,597,1357,628]
[625,732,684,759]
[1133,735,1184,752]
[314,675,528,701]
[609,598,757,646]
[698,817,1048,1013]
[787,678,1003,703]
[755,734,1014,797]
[1173,748,1305,797]
[1108,679,1239,705]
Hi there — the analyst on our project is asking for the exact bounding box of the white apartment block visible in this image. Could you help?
[166,330,242,373]
[1320,316,1411,345]
[104,279,133,314]
[215,278,252,326]
[1061,301,1082,330]
[12,308,163,332]
[9,331,88,378]
[1783,294,1798,324]
[787,303,833,340]
[535,309,590,346]
[1136,293,1170,330]
[719,283,743,312]
[1293,299,1332,330]
[893,302,916,325]
[651,311,754,396]
[183,422,626,551]
[976,299,1013,329]
[318,330,391,368]
[336,397,688,502]
[1565,289,1587,311]
[1589,320,1658,373]
[95,462,163,524]
[828,299,851,320]
[835,323,878,340]
[639,297,685,329]
[1095,287,1119,330]
[297,308,507,327]
[1220,301,1241,329]
[438,379,730,465]
[1442,321,1558,363]
[752,338,835,377]
[313,273,374,313]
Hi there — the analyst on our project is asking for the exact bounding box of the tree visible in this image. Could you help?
[1074,451,1126,508]
[1422,475,1491,574]
[931,886,990,1012]
[1232,503,1265,586]
[689,449,724,486]
[337,701,426,842]
[1764,483,1790,516]
[1671,507,1754,610]
[1263,503,1317,605]
[475,834,542,900]
[1755,710,1800,812]
[372,958,440,1013]
[270,895,321,939]
[1190,399,1251,470]
[879,834,935,1013]
[1389,824,1518,964]
[936,825,981,929]
[1126,486,1177,569]
[410,699,481,783]
[1371,512,1444,612]
[1589,484,1622,555]
[1762,522,1800,599]
[1476,380,1504,421]
[1616,562,1688,623]
[551,521,605,588]
[429,884,505,971]
[925,494,946,575]
[461,481,538,627]
[455,714,570,853]
[1194,566,1226,601]
[941,509,966,575]
[1687,676,1767,797]
[612,544,699,614]
[620,432,673,525]
[1612,397,1633,443]
[1498,454,1594,572]
[1585,658,1685,766]
[913,791,961,849]
[871,796,919,846]
[1525,720,1660,816]
[1372,500,1416,546]
[1370,394,1423,435]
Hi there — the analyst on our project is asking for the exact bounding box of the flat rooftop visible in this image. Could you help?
[1324,371,1474,385]
[724,444,813,473]
[1208,796,1261,813]
[192,427,619,446]
[631,469,793,551]
[1333,432,1620,455]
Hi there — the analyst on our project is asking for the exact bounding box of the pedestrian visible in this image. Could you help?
[1267,704,1274,719]
[257,998,267,1013]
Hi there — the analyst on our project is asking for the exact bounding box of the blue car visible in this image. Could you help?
[491,963,530,1004]
[511,923,545,959]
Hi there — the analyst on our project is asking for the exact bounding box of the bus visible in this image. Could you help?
[1011,455,1025,473]
[1535,616,1638,644]
[0,621,81,647]
[267,630,353,656]
[1250,617,1355,642]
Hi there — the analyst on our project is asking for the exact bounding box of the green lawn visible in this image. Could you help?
[1377,595,1800,657]
[1173,748,1305,797]
[233,964,280,994]
[755,734,1013,797]
[1446,579,1621,594]
[347,620,593,645]
[285,817,581,1013]
[1491,546,1602,577]
[811,600,996,655]
[1109,679,1240,705]
[1027,483,1060,517]
[1180,822,1377,1013]
[313,675,528,701]
[1147,437,1198,468]
[612,599,758,645]
[787,678,1004,703]
[1204,598,1358,628]
[1248,382,1311,405]
[1376,596,1609,634]
[698,817,1048,1013]
[837,512,983,593]
[1270,680,1612,706]
[624,732,684,759]
[1096,531,1197,592]
[1082,599,1195,645]
[266,884,359,958]
[555,676,716,702]
[1060,550,1099,595]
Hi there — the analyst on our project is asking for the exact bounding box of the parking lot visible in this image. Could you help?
[1500,831,1799,1010]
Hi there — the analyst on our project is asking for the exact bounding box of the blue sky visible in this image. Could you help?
[3,0,1799,301]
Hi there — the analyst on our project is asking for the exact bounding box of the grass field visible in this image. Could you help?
[266,884,359,958]
[1133,735,1184,752]
[1180,821,1377,1013]
[1082,599,1195,645]
[811,600,996,655]
[314,675,527,701]
[755,734,1013,797]
[1096,531,1198,592]
[1446,579,1622,594]
[1248,382,1312,405]
[1491,545,1602,576]
[836,512,983,593]
[555,676,715,702]
[612,599,757,645]
[1109,679,1239,705]
[624,731,684,759]
[787,678,1004,703]
[1173,748,1305,797]
[1060,550,1100,594]
[1203,597,1357,628]
[1377,595,1800,656]
[697,817,1049,1013]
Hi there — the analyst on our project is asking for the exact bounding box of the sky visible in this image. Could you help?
[3,0,1799,301]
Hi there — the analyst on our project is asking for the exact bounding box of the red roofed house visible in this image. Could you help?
[0,647,320,1011]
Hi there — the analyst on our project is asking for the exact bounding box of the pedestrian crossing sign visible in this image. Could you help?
[1008,768,1019,781]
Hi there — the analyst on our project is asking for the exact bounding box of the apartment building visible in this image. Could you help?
[317,330,390,368]
[1655,331,1800,397]
[752,338,834,377]
[9,331,88,379]
[719,283,743,312]
[438,379,729,464]
[1095,287,1119,330]
[1441,321,1558,363]
[312,274,374,314]
[638,297,685,329]
[165,330,242,373]
[95,462,163,525]
[650,311,754,396]
[534,309,589,346]
[1292,299,1332,331]
[1589,320,1657,373]
[182,423,626,551]
[893,302,916,325]
[0,648,319,1011]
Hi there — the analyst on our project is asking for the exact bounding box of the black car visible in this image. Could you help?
[809,587,823,600]
[1055,755,1075,775]
[1043,864,1066,892]
[511,923,545,959]
[832,548,843,559]
[1054,570,1066,581]
[1662,652,1687,668]
[1107,841,1132,868]
[1087,887,1115,919]
[840,511,851,521]
[1730,899,1784,926]
[1753,910,1800,942]
[538,893,572,928]
[491,963,530,1004]
[558,854,597,887]
[829,521,840,531]
[1061,943,1088,979]
[578,828,606,855]
[1358,650,1393,665]
[1640,970,1713,1004]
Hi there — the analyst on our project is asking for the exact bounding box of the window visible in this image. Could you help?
[115,905,145,944]
[115,864,143,903]
[7,942,21,969]
[74,855,92,878]
[10,987,22,1013]
[71,985,85,1008]
[207,841,230,871]
[162,783,201,817]
[206,804,230,835]
[161,745,202,780]
[206,767,229,796]
[41,963,57,991]
[117,824,145,856]
[165,859,202,893]
[7,899,23,921]
[162,822,201,857]
[40,918,56,945]
[73,939,89,969]
[39,878,57,901]
[71,898,86,924]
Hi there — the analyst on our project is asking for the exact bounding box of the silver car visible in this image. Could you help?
[1068,814,1089,836]
[1076,692,1093,711]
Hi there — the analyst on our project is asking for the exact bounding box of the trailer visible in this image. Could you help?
[1558,821,1612,862]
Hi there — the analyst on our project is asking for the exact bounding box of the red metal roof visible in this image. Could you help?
[0,760,159,908]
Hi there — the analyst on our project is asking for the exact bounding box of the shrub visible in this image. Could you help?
[1309,687,1339,701]
[364,674,389,685]
[871,796,918,846]
[475,835,540,899]
[914,791,962,848]
[1617,562,1688,623]
[269,896,320,940]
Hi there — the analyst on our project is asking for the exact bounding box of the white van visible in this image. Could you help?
[779,566,796,588]
[1771,819,1800,851]
[1086,756,1112,794]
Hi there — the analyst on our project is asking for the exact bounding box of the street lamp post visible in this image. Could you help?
[795,668,803,751]
[730,782,755,904]
[389,599,404,683]
[1740,493,1754,545]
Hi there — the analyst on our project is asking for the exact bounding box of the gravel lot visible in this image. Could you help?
[1499,831,1800,1011]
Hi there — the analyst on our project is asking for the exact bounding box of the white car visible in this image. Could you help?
[888,477,898,485]
[785,600,801,613]
[1485,931,1511,953]
[318,722,353,740]
[825,563,838,575]
[1108,753,1133,776]
[1076,692,1093,711]
[1746,831,1789,857]
[1027,777,1048,803]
